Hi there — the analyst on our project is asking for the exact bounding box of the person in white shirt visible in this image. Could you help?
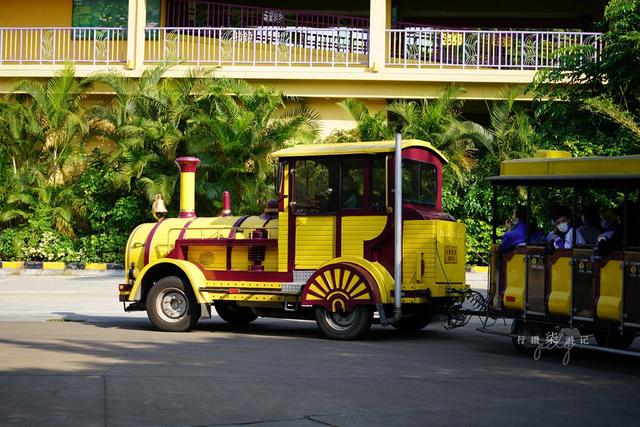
[546,210,574,250]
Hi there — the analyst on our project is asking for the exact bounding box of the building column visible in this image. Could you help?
[126,0,147,70]
[368,0,391,72]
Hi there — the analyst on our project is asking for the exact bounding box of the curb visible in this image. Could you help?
[467,265,489,273]
[0,261,124,276]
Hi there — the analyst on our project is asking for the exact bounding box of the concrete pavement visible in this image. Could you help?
[0,275,147,322]
[1,275,640,427]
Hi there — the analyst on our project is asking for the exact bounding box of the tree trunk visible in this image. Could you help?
[12,156,17,175]
[52,148,57,186]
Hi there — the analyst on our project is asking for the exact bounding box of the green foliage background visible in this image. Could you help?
[0,0,639,265]
[0,67,317,263]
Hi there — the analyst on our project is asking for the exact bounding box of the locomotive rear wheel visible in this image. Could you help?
[314,306,373,340]
[214,301,258,325]
[146,276,200,332]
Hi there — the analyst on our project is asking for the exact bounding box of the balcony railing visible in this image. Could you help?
[387,29,602,69]
[0,27,127,65]
[145,27,368,67]
[166,0,370,29]
[0,25,603,72]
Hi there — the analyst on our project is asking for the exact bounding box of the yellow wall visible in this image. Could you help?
[305,98,387,137]
[0,0,73,27]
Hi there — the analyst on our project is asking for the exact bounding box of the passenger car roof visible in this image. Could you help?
[488,153,640,185]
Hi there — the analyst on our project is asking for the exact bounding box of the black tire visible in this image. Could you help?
[392,313,430,331]
[594,331,636,350]
[146,276,200,332]
[314,306,373,340]
[511,319,550,355]
[214,301,258,325]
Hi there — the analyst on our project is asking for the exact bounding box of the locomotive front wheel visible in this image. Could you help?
[314,306,373,340]
[214,301,258,325]
[146,276,200,332]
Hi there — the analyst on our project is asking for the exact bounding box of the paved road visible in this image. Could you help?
[1,275,640,427]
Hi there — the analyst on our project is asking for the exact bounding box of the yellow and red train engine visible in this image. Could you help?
[119,140,467,339]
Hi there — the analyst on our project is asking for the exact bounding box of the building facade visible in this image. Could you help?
[0,0,606,134]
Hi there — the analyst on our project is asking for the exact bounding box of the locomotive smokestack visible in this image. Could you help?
[175,157,200,218]
[221,191,231,216]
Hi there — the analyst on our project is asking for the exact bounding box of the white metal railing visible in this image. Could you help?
[0,27,127,65]
[387,29,602,69]
[145,26,368,66]
[166,0,370,29]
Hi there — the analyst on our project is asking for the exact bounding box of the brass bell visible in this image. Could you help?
[151,194,168,221]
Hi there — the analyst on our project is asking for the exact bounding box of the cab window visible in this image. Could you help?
[341,159,364,208]
[293,159,337,214]
[371,157,386,209]
[402,160,436,206]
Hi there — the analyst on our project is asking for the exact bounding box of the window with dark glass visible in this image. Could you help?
[340,158,365,209]
[371,157,386,209]
[402,160,437,206]
[293,159,337,214]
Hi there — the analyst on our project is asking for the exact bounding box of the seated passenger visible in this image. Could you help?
[546,210,574,250]
[528,218,545,244]
[576,205,601,246]
[499,206,528,253]
[596,208,623,257]
[341,174,363,208]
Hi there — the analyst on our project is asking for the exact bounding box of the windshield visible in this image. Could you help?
[402,160,436,206]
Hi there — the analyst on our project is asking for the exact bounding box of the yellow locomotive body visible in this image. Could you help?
[119,140,468,339]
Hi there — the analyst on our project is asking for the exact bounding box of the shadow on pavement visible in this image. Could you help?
[50,311,640,372]
[52,311,459,342]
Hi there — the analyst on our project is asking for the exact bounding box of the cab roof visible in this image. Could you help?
[488,151,640,185]
[271,139,448,163]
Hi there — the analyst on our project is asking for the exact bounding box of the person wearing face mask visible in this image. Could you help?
[546,210,574,250]
[596,208,623,257]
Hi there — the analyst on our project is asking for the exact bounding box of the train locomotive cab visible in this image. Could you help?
[119,140,468,340]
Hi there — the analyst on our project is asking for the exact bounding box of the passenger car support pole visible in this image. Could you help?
[393,132,403,323]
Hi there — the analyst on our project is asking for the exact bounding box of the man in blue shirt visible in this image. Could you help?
[499,206,528,252]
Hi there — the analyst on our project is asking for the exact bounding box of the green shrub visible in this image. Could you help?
[76,233,127,264]
[0,228,28,260]
[463,219,493,266]
[19,230,79,262]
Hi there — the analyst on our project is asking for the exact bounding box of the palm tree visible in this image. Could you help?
[93,67,317,215]
[388,86,493,183]
[187,79,319,214]
[13,64,94,185]
[91,65,203,206]
[488,86,538,162]
[338,98,394,141]
[0,166,36,225]
[582,95,640,145]
[0,101,41,175]
[34,177,87,237]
